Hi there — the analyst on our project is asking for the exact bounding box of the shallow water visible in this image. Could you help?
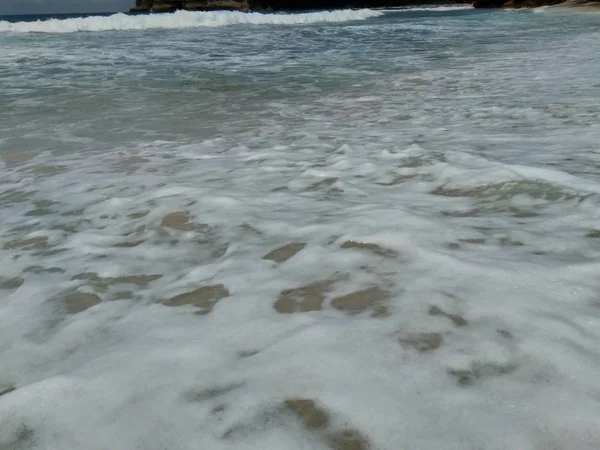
[1,7,600,450]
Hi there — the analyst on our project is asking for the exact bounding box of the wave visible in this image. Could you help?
[379,5,473,11]
[0,9,384,33]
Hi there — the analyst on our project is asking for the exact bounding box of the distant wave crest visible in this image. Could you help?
[0,9,385,33]
[379,5,473,11]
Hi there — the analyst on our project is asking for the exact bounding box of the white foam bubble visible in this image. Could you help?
[0,9,385,34]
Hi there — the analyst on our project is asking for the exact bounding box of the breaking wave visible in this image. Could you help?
[0,9,385,33]
[380,5,473,10]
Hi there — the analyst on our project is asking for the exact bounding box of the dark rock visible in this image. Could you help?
[130,0,153,11]
[151,4,180,12]
[472,0,504,7]
[185,0,251,10]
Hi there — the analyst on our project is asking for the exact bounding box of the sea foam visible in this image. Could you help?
[2,6,600,450]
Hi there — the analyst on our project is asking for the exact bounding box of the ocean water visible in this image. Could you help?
[1,6,600,449]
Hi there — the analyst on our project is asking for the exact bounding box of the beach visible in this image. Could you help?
[1,7,600,449]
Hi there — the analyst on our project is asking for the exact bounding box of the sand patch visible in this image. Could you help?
[375,173,416,186]
[72,273,162,285]
[25,200,60,217]
[340,240,396,258]
[331,287,389,316]
[0,277,25,290]
[458,237,486,245]
[511,211,539,218]
[429,305,468,327]
[164,284,230,314]
[72,272,162,292]
[263,242,306,263]
[499,237,524,247]
[187,383,242,402]
[397,332,443,352]
[61,291,102,314]
[162,212,191,230]
[211,244,229,259]
[113,240,145,248]
[448,362,518,386]
[128,210,150,219]
[1,150,37,166]
[328,429,370,450]
[23,266,65,274]
[308,177,338,191]
[284,398,370,450]
[274,279,335,313]
[25,207,53,217]
[285,398,330,429]
[3,236,49,251]
[30,165,67,175]
[0,189,34,205]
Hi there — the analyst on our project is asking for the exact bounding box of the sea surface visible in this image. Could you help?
[1,6,600,450]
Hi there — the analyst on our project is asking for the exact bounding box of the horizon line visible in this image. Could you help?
[0,10,128,17]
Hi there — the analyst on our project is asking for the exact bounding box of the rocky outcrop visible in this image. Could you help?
[131,0,468,12]
[130,0,250,11]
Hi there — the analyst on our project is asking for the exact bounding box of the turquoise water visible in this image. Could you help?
[1,7,600,450]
